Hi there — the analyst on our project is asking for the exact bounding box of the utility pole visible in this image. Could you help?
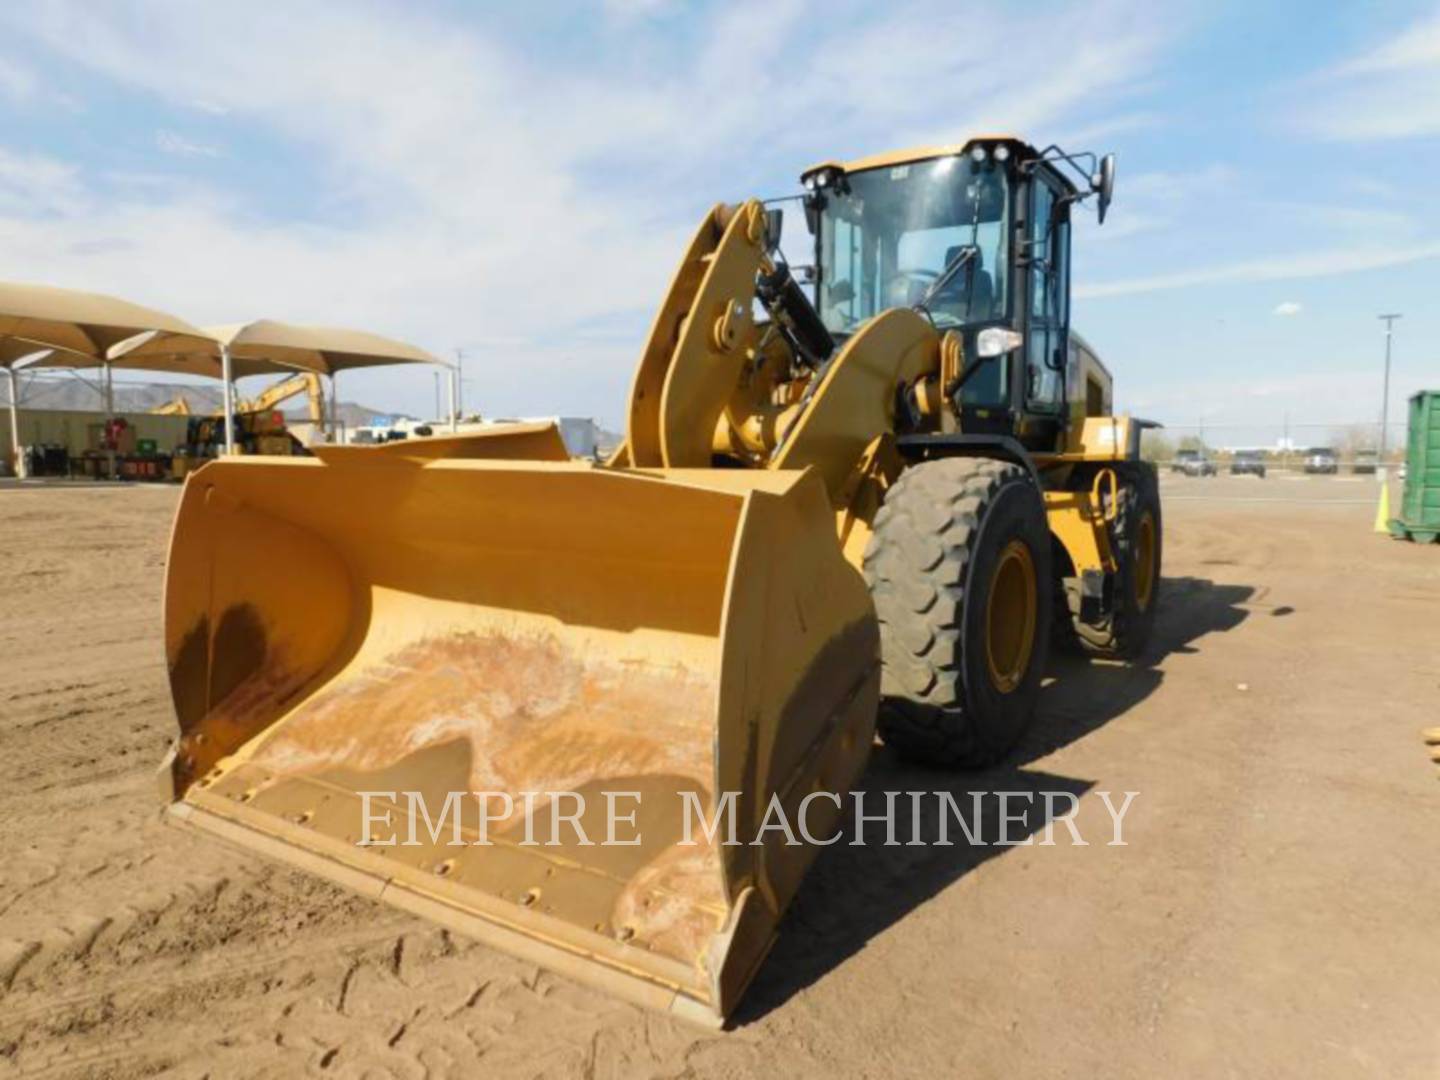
[453,347,465,422]
[1378,313,1401,467]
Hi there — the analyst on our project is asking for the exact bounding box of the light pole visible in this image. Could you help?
[1378,313,1401,467]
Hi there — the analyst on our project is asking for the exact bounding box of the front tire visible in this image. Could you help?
[862,458,1052,767]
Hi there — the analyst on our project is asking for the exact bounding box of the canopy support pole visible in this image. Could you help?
[330,373,339,443]
[448,365,459,432]
[220,346,236,455]
[5,366,24,479]
[104,361,117,480]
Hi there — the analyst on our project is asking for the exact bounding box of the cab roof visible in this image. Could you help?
[802,136,1071,189]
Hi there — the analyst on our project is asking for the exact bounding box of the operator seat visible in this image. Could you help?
[935,244,994,322]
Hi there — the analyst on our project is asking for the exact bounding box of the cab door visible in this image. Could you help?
[1023,172,1071,428]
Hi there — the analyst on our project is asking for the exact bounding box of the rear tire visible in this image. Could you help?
[1074,463,1162,660]
[863,458,1052,767]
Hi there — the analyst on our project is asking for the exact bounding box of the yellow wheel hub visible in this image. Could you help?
[985,539,1037,694]
[1134,511,1157,612]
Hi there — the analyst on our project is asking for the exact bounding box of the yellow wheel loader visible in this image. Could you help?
[157,136,1160,1024]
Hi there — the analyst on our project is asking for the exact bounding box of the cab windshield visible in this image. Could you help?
[816,156,1011,337]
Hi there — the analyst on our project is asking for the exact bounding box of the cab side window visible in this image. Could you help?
[1026,176,1069,412]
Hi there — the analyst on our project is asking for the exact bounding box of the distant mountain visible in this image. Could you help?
[9,377,223,414]
[7,376,386,426]
[7,376,606,441]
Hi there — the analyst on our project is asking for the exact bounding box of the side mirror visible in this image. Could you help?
[764,208,784,254]
[1095,153,1116,224]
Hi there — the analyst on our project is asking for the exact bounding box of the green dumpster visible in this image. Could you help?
[1389,390,1440,543]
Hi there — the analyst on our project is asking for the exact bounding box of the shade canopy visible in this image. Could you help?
[103,319,442,378]
[9,315,447,463]
[221,320,442,375]
[0,280,210,358]
[0,340,77,370]
[32,328,291,380]
[0,274,208,479]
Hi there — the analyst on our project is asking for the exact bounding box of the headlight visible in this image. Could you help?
[976,328,1024,358]
[969,145,988,163]
[993,144,1011,162]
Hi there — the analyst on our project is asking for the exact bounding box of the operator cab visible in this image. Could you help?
[798,137,1115,451]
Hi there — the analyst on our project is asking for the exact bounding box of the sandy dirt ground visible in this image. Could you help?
[2,474,1438,1078]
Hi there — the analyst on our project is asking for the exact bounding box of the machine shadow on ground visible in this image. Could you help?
[735,575,1254,1024]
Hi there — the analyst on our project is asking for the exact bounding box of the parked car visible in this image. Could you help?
[1304,447,1338,474]
[1172,449,1217,476]
[1231,450,1267,478]
[1351,449,1378,474]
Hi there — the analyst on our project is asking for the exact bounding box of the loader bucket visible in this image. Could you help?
[309,420,572,464]
[159,454,878,1024]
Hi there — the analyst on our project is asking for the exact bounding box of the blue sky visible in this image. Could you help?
[0,0,1436,434]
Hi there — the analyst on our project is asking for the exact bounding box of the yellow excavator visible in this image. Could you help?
[150,371,326,426]
[157,136,1160,1024]
[151,395,192,416]
[244,370,327,426]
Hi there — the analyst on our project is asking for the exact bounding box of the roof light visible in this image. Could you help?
[993,144,1011,162]
[970,145,988,163]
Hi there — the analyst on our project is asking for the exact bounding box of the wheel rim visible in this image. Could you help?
[1134,511,1157,612]
[985,540,1037,694]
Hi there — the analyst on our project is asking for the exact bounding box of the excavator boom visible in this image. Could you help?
[241,370,326,423]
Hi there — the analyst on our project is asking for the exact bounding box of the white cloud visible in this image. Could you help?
[1265,201,1413,236]
[1078,241,1440,299]
[1334,8,1440,76]
[1272,301,1303,316]
[602,0,674,18]
[0,60,38,102]
[155,129,221,158]
[0,148,87,217]
[0,0,1175,421]
[1053,111,1162,148]
[1078,163,1236,242]
[1122,365,1428,430]
[1290,8,1440,140]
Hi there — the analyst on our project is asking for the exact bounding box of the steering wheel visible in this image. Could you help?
[894,268,940,285]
